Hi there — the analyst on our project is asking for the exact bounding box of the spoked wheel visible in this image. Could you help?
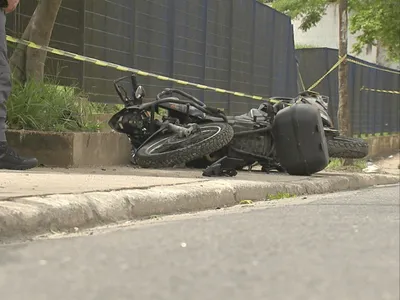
[135,122,234,168]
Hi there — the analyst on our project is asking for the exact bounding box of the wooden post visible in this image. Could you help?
[337,0,351,137]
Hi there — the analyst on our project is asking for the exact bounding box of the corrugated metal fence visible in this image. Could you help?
[6,1,396,135]
[5,0,298,115]
[296,48,400,136]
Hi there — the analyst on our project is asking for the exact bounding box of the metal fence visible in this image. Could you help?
[5,0,298,115]
[296,48,400,136]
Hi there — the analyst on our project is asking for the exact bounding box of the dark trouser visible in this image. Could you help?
[0,11,11,142]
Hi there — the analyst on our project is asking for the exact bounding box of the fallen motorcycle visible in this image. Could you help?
[108,74,350,176]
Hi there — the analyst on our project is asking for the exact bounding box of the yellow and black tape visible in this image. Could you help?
[348,58,400,75]
[360,86,400,95]
[308,55,347,90]
[8,34,397,103]
[307,55,400,91]
[6,35,275,102]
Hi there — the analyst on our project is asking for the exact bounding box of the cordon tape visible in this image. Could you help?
[6,35,272,102]
[347,58,400,75]
[360,87,400,95]
[307,55,347,90]
[6,35,400,101]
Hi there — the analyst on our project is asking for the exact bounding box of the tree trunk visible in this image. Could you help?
[9,0,63,83]
[337,0,350,137]
[338,0,352,165]
[376,40,391,67]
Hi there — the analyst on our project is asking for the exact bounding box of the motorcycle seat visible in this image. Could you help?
[234,109,268,122]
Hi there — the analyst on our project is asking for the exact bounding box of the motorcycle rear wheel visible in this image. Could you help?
[327,136,369,159]
[135,122,234,168]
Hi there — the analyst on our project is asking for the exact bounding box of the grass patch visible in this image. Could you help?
[148,215,160,219]
[295,43,317,49]
[355,132,399,139]
[6,77,122,132]
[239,200,254,205]
[154,107,168,121]
[266,192,297,201]
[89,102,124,114]
[326,158,367,172]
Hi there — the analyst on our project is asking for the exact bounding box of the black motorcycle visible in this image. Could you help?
[108,74,367,176]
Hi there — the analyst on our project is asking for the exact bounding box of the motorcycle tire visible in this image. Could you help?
[135,122,234,168]
[327,136,369,159]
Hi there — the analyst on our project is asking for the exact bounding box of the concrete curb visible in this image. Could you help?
[0,173,398,242]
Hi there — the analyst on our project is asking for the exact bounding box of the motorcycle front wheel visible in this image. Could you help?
[135,122,234,168]
[327,136,369,159]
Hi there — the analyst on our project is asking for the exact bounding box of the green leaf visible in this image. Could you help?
[269,0,400,61]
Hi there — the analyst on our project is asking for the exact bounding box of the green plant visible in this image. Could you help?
[271,0,400,62]
[295,43,317,49]
[266,192,297,200]
[326,158,367,171]
[239,200,254,205]
[89,102,124,114]
[6,76,102,132]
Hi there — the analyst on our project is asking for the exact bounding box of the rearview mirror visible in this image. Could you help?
[135,86,145,99]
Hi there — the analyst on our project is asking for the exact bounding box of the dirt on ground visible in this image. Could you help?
[375,152,400,176]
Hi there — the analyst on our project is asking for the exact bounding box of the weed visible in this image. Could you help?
[326,158,367,172]
[6,76,117,132]
[295,43,317,49]
[266,192,297,200]
[239,200,254,205]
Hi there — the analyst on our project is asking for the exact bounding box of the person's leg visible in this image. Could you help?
[0,10,38,170]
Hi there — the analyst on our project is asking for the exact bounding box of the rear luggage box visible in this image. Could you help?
[272,103,329,175]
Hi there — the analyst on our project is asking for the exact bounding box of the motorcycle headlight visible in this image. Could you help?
[109,109,148,134]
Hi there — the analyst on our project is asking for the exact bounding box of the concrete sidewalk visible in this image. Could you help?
[0,167,399,242]
[2,167,314,199]
[0,170,206,200]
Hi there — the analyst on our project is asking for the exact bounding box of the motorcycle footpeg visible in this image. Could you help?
[202,156,243,177]
[202,164,238,177]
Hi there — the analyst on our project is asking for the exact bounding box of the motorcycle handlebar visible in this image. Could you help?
[156,88,206,107]
[113,74,139,104]
[138,97,227,122]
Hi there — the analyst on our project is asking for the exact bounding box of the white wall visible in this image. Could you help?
[291,4,400,70]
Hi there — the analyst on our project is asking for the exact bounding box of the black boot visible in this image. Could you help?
[0,142,38,170]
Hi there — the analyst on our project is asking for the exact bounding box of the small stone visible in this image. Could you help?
[62,257,71,263]
[180,242,187,248]
[39,260,47,266]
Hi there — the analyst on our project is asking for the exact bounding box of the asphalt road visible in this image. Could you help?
[0,185,399,300]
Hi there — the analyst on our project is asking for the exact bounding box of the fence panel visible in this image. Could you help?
[296,48,400,135]
[203,0,231,111]
[83,0,135,103]
[133,0,172,99]
[6,0,299,115]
